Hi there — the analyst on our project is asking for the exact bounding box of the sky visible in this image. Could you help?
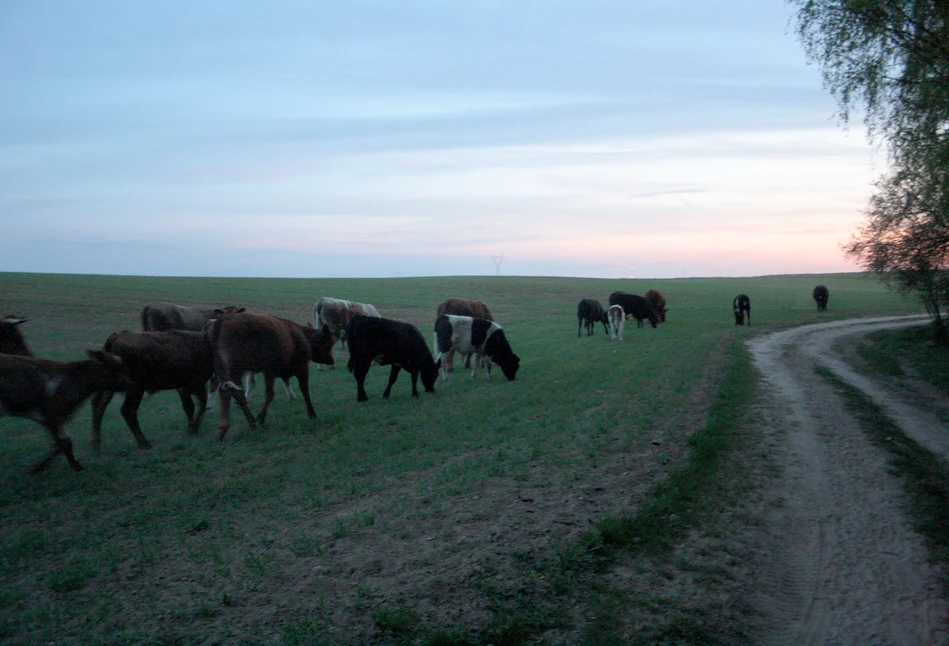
[0,1,884,279]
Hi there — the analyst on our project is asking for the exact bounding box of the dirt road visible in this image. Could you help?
[747,315,949,645]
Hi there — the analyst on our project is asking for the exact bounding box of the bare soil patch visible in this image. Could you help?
[743,316,949,644]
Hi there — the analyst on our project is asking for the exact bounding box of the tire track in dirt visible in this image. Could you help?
[747,315,949,645]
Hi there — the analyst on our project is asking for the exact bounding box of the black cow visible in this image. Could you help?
[813,285,829,313]
[91,330,215,450]
[434,314,520,381]
[608,292,659,329]
[346,315,441,402]
[577,299,609,337]
[733,294,751,326]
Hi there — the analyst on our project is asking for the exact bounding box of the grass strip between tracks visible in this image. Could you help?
[818,367,949,572]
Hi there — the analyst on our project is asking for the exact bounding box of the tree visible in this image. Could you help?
[791,0,949,340]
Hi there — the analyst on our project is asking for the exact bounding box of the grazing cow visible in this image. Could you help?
[608,305,626,341]
[577,299,609,337]
[91,330,215,450]
[733,294,751,326]
[141,302,245,332]
[434,314,521,381]
[644,290,668,323]
[608,292,660,329]
[314,297,381,348]
[210,313,336,440]
[813,285,829,313]
[0,315,32,356]
[435,298,494,371]
[0,351,130,472]
[345,315,441,402]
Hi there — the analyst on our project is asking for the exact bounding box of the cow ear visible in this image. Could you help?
[214,308,224,316]
[236,306,246,313]
[321,323,331,335]
[3,316,26,326]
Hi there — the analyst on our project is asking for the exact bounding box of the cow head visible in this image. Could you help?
[499,354,520,381]
[0,315,31,356]
[305,323,337,365]
[646,309,660,329]
[422,358,442,393]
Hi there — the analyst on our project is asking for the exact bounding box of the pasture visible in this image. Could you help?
[0,272,914,644]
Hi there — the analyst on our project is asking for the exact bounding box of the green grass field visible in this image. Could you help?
[0,271,920,644]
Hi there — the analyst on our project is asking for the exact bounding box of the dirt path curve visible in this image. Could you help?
[747,315,949,645]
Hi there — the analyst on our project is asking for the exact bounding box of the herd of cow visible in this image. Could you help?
[0,297,522,474]
[0,285,830,475]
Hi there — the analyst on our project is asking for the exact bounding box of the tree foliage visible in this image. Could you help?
[791,0,949,338]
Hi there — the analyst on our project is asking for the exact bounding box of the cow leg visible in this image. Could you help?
[244,372,255,403]
[282,377,296,400]
[218,380,257,441]
[352,358,372,402]
[206,374,220,410]
[254,374,277,426]
[90,389,116,451]
[32,423,81,473]
[433,351,448,382]
[578,318,582,337]
[383,365,402,398]
[296,369,317,419]
[119,388,152,449]
[181,385,208,435]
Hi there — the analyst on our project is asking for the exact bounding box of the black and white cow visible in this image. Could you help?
[577,299,609,337]
[434,314,520,381]
[345,315,441,402]
[733,294,751,326]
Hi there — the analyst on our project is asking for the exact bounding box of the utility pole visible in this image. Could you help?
[491,253,504,276]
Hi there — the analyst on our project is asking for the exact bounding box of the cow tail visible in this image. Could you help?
[140,306,150,331]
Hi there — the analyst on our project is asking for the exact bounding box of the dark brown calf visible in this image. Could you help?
[91,330,215,450]
[813,285,829,313]
[0,351,129,472]
[210,313,335,440]
[644,290,668,323]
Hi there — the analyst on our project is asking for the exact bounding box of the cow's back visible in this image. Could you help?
[348,316,430,367]
[213,313,302,375]
[437,298,493,321]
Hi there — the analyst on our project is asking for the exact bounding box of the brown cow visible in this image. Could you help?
[141,302,245,332]
[0,315,32,356]
[210,313,336,440]
[644,290,668,323]
[0,351,130,472]
[91,330,215,450]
